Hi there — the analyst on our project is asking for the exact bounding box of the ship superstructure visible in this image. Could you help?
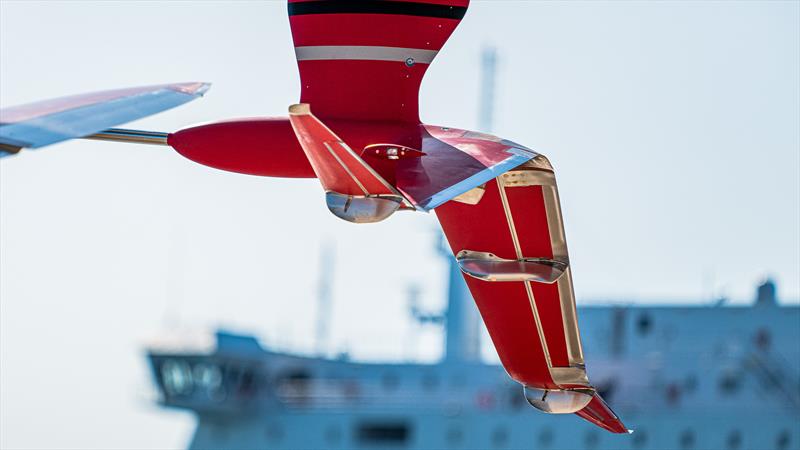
[146,45,798,450]
[146,250,800,450]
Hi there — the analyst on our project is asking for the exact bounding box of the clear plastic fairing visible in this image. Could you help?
[523,386,594,414]
[325,192,403,223]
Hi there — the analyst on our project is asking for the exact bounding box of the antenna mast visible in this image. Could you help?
[478,46,497,132]
[315,241,334,355]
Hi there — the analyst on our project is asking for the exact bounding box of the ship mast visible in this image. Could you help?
[478,46,497,133]
[441,237,482,363]
[315,241,334,355]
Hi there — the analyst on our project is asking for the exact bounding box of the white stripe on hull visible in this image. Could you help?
[295,45,438,64]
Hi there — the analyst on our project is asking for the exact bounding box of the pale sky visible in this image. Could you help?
[1,1,798,449]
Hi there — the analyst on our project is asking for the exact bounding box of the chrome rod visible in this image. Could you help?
[84,128,169,146]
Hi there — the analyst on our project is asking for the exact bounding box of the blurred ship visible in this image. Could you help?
[145,240,800,450]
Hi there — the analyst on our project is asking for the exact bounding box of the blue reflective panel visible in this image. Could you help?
[421,150,532,211]
[0,83,209,153]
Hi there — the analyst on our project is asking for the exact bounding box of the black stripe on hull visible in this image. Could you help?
[288,1,467,20]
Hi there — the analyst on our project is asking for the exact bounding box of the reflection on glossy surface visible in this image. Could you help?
[325,192,403,223]
[456,250,568,283]
[524,386,594,414]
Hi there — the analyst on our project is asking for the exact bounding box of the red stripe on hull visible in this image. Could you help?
[288,0,469,6]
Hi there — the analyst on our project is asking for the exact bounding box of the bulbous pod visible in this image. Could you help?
[325,192,404,223]
[168,118,314,178]
[523,386,594,414]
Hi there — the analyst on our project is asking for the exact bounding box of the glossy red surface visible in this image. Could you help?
[169,118,528,208]
[289,109,397,195]
[4,0,627,432]
[167,1,625,430]
[168,118,314,178]
[576,394,630,434]
[436,180,560,389]
[288,1,467,122]
[505,185,570,368]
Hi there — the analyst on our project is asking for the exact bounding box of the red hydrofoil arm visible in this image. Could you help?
[288,104,398,195]
[577,395,631,434]
[288,104,410,223]
[436,157,630,434]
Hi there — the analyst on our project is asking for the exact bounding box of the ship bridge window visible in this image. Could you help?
[726,430,742,449]
[684,374,698,393]
[277,369,313,391]
[754,328,772,351]
[679,429,696,449]
[355,421,410,445]
[193,363,222,391]
[538,428,554,448]
[382,373,399,391]
[446,426,463,445]
[491,426,508,447]
[636,313,652,337]
[596,380,617,404]
[776,429,791,450]
[281,369,312,383]
[277,369,313,401]
[160,359,193,396]
[632,429,648,448]
[421,373,439,391]
[718,371,741,396]
[584,430,599,449]
[238,368,257,396]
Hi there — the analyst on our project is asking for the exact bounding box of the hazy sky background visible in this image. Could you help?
[1,1,798,449]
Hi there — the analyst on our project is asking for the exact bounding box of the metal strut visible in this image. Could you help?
[83,128,170,146]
